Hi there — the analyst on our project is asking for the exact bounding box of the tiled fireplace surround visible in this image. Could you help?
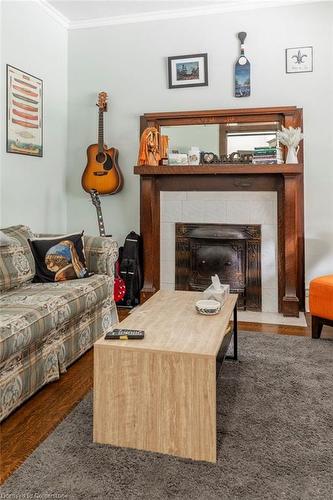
[160,191,278,312]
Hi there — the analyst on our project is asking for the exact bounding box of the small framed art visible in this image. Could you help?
[285,46,313,74]
[168,53,208,89]
[6,64,43,157]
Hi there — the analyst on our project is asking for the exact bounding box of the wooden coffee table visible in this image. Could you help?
[93,290,238,463]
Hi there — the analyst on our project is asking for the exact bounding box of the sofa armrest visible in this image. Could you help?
[84,235,118,277]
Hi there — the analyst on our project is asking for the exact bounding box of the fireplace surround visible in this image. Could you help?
[134,106,304,317]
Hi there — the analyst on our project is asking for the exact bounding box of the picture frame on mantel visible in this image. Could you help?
[285,46,313,73]
[6,64,43,157]
[168,53,208,89]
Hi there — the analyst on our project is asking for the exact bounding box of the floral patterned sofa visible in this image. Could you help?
[0,225,118,421]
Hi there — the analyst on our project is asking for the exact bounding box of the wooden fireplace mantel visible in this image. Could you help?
[135,106,304,317]
[134,164,303,175]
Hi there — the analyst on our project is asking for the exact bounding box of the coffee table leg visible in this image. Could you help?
[233,304,238,361]
[226,304,238,361]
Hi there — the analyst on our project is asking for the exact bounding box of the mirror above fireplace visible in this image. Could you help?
[160,121,282,158]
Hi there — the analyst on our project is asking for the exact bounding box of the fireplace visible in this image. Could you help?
[175,223,261,310]
[135,106,305,317]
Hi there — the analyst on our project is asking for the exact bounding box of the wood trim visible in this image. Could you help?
[140,175,160,300]
[219,124,228,156]
[142,106,298,120]
[282,174,300,316]
[134,164,303,175]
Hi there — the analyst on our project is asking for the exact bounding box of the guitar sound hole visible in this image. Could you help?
[103,154,113,171]
[96,152,106,163]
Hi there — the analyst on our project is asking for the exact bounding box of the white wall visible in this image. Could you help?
[2,2,331,288]
[66,2,333,287]
[0,1,68,233]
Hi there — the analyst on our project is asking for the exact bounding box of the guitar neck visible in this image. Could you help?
[89,190,106,237]
[95,203,106,237]
[98,111,104,153]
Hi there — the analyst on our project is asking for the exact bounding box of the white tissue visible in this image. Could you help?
[211,274,221,290]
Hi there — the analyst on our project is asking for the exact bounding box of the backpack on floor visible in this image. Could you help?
[118,231,143,307]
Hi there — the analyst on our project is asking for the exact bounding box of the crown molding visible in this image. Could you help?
[36,0,69,29]
[38,0,327,31]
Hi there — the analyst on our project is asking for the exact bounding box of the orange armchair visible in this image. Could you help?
[309,275,333,338]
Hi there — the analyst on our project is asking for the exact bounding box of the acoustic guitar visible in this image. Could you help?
[81,92,123,195]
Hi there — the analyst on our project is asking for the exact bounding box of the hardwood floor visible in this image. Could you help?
[1,309,332,484]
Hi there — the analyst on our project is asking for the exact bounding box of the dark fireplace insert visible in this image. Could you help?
[175,223,261,310]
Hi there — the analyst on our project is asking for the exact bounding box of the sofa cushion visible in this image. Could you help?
[0,274,113,363]
[0,225,35,292]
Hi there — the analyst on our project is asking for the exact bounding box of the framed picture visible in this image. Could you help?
[285,46,313,74]
[6,65,43,157]
[168,53,208,89]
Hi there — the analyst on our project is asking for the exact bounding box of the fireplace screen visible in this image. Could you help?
[175,223,261,310]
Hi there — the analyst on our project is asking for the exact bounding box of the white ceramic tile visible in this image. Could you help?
[203,201,227,223]
[160,282,175,290]
[160,259,175,284]
[181,200,206,222]
[272,195,278,221]
[261,264,278,290]
[261,225,278,289]
[261,224,277,243]
[262,288,278,312]
[250,201,275,224]
[160,200,182,222]
[237,310,307,327]
[160,222,174,242]
[186,191,225,201]
[161,191,187,202]
[225,201,252,224]
[160,233,175,262]
[224,191,276,202]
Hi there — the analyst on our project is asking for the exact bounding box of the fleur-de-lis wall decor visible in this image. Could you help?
[286,46,313,73]
[291,50,308,64]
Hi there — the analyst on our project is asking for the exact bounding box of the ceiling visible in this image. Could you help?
[47,1,223,21]
[42,0,326,28]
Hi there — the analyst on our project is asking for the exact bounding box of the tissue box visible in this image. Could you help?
[203,284,230,306]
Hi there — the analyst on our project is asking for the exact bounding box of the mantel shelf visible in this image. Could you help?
[134,164,303,175]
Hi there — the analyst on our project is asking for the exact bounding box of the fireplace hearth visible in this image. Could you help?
[175,223,261,310]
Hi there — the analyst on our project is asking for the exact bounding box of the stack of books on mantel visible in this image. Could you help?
[252,147,284,165]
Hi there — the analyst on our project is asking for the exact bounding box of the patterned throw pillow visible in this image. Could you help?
[29,232,89,283]
[0,225,36,291]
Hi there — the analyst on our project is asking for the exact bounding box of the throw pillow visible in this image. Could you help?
[29,232,89,282]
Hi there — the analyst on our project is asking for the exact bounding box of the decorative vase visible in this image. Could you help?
[286,146,299,164]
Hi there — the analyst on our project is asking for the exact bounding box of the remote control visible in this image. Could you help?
[105,328,144,340]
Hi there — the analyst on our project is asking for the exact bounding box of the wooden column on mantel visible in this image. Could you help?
[135,106,305,317]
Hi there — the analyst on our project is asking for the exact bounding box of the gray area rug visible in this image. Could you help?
[2,331,332,500]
